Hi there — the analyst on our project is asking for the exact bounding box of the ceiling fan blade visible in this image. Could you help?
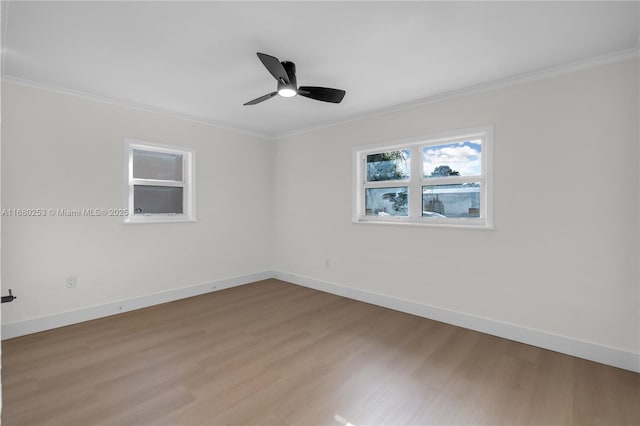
[243,91,278,106]
[298,86,346,103]
[257,52,289,84]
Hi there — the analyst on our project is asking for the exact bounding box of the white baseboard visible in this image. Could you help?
[4,270,638,373]
[274,271,640,373]
[1,271,274,340]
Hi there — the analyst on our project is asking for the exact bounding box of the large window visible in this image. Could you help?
[353,126,492,228]
[124,139,195,224]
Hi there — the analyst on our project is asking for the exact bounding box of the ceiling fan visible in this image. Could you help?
[244,52,346,106]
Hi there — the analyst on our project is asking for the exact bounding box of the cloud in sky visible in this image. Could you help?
[423,140,482,177]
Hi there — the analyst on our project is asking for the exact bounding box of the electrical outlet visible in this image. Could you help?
[325,258,331,268]
[66,275,77,288]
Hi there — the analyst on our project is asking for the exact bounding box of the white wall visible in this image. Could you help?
[1,58,638,370]
[1,82,273,325]
[273,58,640,356]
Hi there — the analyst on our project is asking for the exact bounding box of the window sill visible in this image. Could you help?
[352,219,494,230]
[123,216,197,225]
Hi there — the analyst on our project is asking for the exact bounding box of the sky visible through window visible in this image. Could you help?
[423,140,482,177]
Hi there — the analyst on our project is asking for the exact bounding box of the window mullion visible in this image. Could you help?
[409,146,422,219]
[424,175,483,186]
[363,181,410,189]
[131,178,184,188]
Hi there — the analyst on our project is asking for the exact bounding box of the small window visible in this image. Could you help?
[353,126,492,228]
[124,139,195,223]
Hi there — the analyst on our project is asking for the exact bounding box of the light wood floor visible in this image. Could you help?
[2,279,639,425]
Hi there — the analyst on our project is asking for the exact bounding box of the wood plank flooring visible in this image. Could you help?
[2,279,639,425]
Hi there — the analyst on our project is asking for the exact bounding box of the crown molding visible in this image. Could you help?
[275,47,640,140]
[1,75,276,141]
[2,47,638,142]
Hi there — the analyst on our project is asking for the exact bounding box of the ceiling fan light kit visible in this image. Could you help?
[277,62,297,97]
[244,52,346,106]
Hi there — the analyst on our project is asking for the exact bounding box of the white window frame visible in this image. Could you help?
[353,125,493,229]
[123,138,196,224]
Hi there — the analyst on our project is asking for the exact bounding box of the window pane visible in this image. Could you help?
[422,184,481,218]
[134,185,183,214]
[365,187,408,217]
[133,149,183,181]
[423,140,481,178]
[366,150,410,181]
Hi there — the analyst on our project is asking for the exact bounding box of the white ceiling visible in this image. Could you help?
[3,1,639,139]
